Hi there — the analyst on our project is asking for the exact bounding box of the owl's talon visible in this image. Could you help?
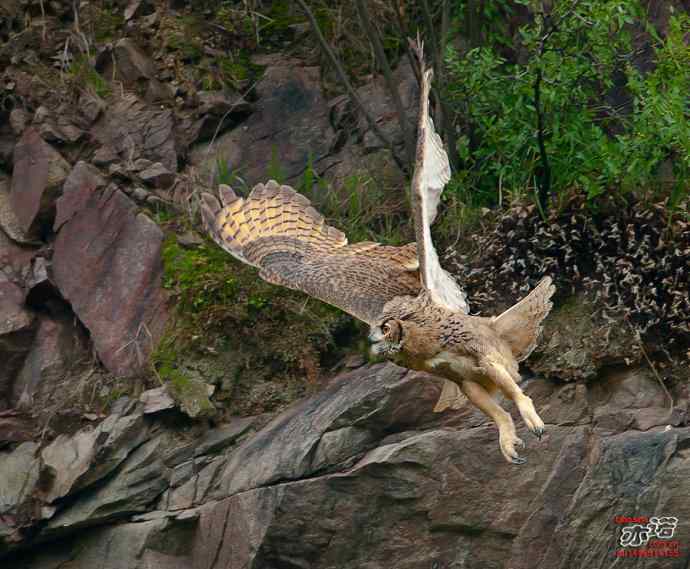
[532,426,544,440]
[511,456,527,465]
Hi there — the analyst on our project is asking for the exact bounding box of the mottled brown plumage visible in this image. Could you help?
[201,180,420,325]
[200,39,556,464]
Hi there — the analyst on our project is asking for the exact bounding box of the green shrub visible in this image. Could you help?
[445,1,689,210]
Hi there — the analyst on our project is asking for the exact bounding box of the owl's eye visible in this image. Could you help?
[382,322,391,335]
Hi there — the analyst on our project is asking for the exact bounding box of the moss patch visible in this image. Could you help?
[151,229,365,417]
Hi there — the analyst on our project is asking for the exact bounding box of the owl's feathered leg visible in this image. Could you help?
[461,379,526,464]
[483,361,545,439]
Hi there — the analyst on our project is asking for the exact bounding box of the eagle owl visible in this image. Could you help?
[201,42,555,464]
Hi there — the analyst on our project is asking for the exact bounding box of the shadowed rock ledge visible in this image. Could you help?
[3,362,688,569]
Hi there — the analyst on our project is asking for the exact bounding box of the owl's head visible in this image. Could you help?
[368,318,405,357]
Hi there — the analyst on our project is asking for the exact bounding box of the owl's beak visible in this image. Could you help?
[368,327,384,343]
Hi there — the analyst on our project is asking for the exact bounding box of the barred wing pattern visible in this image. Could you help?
[201,180,421,325]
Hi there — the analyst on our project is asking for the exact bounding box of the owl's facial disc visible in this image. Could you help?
[369,319,404,357]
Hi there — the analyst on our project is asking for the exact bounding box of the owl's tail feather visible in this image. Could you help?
[200,180,348,268]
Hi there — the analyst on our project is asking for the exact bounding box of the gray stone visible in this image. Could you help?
[78,92,106,124]
[93,94,178,172]
[33,106,84,144]
[0,441,40,513]
[194,417,256,457]
[0,442,40,547]
[46,437,169,533]
[9,108,27,135]
[0,210,38,281]
[140,386,175,414]
[0,176,38,245]
[53,161,107,231]
[218,363,443,496]
[39,411,149,504]
[0,409,35,445]
[177,231,203,249]
[100,38,157,85]
[91,145,119,167]
[139,162,175,189]
[163,456,224,511]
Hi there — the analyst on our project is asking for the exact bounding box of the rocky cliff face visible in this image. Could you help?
[1,2,689,568]
[2,363,689,569]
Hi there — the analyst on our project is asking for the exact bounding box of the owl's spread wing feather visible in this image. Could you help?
[201,180,420,325]
[491,277,556,361]
[410,41,469,314]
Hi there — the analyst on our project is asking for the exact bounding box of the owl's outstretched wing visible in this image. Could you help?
[491,277,556,361]
[200,180,421,325]
[410,40,469,314]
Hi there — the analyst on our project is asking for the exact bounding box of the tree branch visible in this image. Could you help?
[354,0,414,165]
[294,0,406,172]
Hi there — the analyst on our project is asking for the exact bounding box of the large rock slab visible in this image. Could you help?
[10,128,70,234]
[217,363,445,497]
[197,425,586,569]
[53,161,107,231]
[9,518,190,569]
[52,184,168,376]
[521,427,690,569]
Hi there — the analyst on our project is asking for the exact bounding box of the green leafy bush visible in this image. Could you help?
[445,0,689,210]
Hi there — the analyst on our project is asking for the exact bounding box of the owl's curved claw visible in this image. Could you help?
[532,426,544,440]
[499,432,525,464]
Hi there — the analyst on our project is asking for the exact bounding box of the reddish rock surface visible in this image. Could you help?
[52,185,168,377]
[10,128,70,234]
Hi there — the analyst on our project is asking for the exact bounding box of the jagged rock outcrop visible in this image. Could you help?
[2,363,688,569]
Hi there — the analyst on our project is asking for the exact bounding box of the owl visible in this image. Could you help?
[200,42,555,464]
